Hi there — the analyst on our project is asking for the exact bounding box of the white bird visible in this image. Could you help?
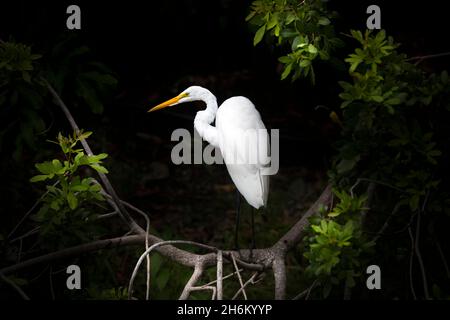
[148,86,270,210]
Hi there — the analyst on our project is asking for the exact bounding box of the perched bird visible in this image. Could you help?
[149,86,270,249]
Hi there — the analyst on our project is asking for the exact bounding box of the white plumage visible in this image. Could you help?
[149,86,270,209]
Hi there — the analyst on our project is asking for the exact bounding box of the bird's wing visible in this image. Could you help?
[216,96,270,208]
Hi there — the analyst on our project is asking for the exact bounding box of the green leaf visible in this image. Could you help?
[78,131,93,140]
[50,199,61,211]
[323,281,332,298]
[441,70,448,83]
[320,220,328,233]
[337,157,359,174]
[71,184,89,192]
[278,56,291,64]
[300,59,311,68]
[253,25,266,46]
[22,71,31,83]
[30,174,50,182]
[52,159,63,171]
[274,24,280,37]
[90,164,109,174]
[328,210,341,218]
[245,11,256,22]
[291,36,303,51]
[90,153,108,162]
[308,44,318,54]
[372,96,384,103]
[151,255,163,277]
[428,150,442,157]
[35,161,56,175]
[286,13,296,25]
[318,17,331,26]
[409,195,420,211]
[350,30,364,43]
[281,63,293,80]
[267,14,278,30]
[89,184,102,192]
[76,81,104,114]
[67,192,78,210]
[156,269,171,290]
[74,152,84,165]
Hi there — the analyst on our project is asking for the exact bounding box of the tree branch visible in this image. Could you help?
[231,252,247,300]
[414,211,430,299]
[272,257,287,300]
[407,51,450,64]
[216,250,223,300]
[232,272,263,300]
[1,184,332,300]
[180,261,205,300]
[43,79,143,234]
[276,184,332,251]
[0,273,30,300]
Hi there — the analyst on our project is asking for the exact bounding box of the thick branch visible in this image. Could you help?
[179,261,205,300]
[1,183,332,300]
[272,257,287,300]
[0,234,210,275]
[277,184,332,251]
[271,184,332,300]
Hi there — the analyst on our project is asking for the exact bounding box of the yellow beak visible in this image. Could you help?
[148,93,188,112]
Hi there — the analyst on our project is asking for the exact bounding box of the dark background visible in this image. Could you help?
[1,0,448,164]
[1,0,449,299]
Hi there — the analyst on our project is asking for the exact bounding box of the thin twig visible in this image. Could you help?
[349,179,360,198]
[7,182,57,239]
[43,79,143,234]
[231,252,247,300]
[188,285,217,300]
[100,192,151,299]
[101,191,152,299]
[1,184,333,300]
[0,273,30,300]
[128,240,218,300]
[17,238,23,263]
[372,202,402,242]
[435,238,450,279]
[0,235,145,275]
[352,178,404,194]
[232,272,263,300]
[305,279,318,300]
[414,211,430,299]
[201,269,245,288]
[407,51,450,63]
[49,266,55,300]
[9,227,40,244]
[96,211,118,220]
[119,199,152,300]
[216,250,223,300]
[408,227,417,300]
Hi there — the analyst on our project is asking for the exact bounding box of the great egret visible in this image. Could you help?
[149,86,270,250]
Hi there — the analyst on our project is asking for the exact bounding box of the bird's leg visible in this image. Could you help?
[234,190,241,255]
[250,207,255,261]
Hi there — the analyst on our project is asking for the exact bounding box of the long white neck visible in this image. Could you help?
[193,91,219,147]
